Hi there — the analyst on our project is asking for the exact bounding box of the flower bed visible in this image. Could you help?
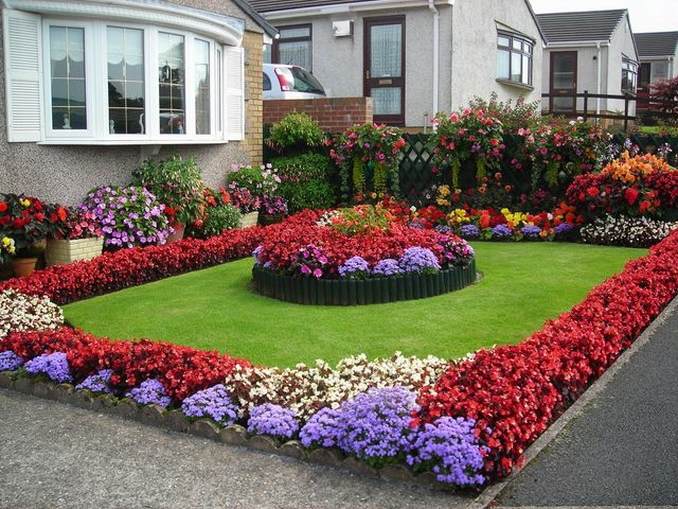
[250,206,476,304]
[1,206,677,489]
[0,226,265,305]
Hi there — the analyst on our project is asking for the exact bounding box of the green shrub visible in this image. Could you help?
[268,112,325,151]
[132,155,204,225]
[226,164,280,198]
[201,204,241,237]
[279,180,336,212]
[272,153,333,184]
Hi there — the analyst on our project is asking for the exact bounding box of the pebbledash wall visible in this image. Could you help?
[0,0,264,205]
[263,97,373,132]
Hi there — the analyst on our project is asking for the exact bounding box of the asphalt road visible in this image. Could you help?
[498,306,678,507]
[0,389,473,509]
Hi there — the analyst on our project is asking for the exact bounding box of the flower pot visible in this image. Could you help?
[167,223,186,243]
[12,257,38,277]
[45,238,104,267]
[240,211,259,229]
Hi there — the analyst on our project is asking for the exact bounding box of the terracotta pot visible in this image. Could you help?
[167,223,186,243]
[12,257,38,277]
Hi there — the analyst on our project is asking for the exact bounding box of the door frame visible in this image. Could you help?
[363,15,406,126]
[549,51,578,113]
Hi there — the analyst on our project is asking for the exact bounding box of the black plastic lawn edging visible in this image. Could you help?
[0,371,456,491]
[251,259,477,306]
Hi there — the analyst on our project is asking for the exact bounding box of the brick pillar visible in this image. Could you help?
[243,31,263,165]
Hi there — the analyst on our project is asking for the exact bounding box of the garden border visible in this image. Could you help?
[252,260,477,306]
[468,294,678,509]
[0,374,449,491]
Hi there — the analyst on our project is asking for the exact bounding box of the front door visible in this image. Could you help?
[364,16,405,126]
[549,51,577,113]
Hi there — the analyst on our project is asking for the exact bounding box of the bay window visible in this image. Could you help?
[2,6,245,145]
[497,32,533,87]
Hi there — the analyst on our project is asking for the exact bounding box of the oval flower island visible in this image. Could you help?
[251,204,477,305]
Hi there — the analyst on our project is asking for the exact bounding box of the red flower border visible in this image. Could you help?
[414,230,678,479]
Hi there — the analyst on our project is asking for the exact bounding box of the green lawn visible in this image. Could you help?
[64,243,644,368]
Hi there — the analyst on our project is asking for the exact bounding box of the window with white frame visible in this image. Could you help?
[497,32,533,87]
[622,56,638,93]
[2,8,245,145]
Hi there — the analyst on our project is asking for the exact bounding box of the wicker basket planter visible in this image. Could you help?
[252,259,477,306]
[240,211,259,228]
[45,238,104,266]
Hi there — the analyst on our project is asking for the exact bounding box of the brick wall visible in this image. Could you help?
[264,97,373,132]
[243,31,263,165]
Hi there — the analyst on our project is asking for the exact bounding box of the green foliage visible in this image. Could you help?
[132,155,204,225]
[467,93,541,132]
[268,112,325,151]
[279,180,336,212]
[226,164,280,198]
[201,204,241,238]
[272,153,332,183]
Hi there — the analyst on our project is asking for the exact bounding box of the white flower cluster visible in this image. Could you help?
[0,290,64,339]
[224,352,450,420]
[315,210,340,228]
[581,215,678,248]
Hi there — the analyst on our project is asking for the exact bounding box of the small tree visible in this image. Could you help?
[650,77,678,125]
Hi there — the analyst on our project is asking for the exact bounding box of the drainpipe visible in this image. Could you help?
[428,0,440,124]
[596,42,602,116]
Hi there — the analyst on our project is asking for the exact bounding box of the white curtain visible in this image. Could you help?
[370,25,401,78]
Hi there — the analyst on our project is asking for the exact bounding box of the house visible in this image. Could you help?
[634,31,678,91]
[249,0,545,128]
[0,0,277,204]
[536,9,639,116]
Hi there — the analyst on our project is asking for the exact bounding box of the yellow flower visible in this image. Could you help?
[447,208,470,225]
[2,237,15,254]
[20,198,31,208]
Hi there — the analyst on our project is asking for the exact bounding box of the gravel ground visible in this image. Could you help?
[498,306,678,507]
[0,389,474,509]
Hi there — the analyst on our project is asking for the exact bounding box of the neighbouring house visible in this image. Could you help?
[249,0,545,128]
[634,31,678,92]
[0,0,277,204]
[536,9,639,117]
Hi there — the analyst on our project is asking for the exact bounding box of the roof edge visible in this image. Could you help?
[232,0,279,38]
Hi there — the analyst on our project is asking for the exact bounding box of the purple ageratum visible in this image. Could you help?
[181,384,239,426]
[520,225,542,239]
[126,379,172,408]
[434,225,454,235]
[247,403,299,439]
[299,387,419,462]
[407,417,488,487]
[76,369,113,394]
[0,351,23,372]
[338,256,370,279]
[490,224,513,239]
[554,222,575,236]
[299,407,343,448]
[252,245,264,266]
[459,224,480,239]
[399,247,441,274]
[25,352,72,383]
[372,258,402,277]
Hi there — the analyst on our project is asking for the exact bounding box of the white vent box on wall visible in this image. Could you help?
[332,20,354,38]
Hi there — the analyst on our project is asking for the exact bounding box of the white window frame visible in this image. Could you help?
[39,18,231,145]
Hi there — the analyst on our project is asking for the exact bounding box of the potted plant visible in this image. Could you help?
[225,163,281,227]
[45,206,104,266]
[0,235,16,273]
[79,186,172,249]
[0,194,52,276]
[132,155,205,242]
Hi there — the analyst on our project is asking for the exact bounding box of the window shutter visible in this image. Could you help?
[3,9,42,142]
[224,46,244,141]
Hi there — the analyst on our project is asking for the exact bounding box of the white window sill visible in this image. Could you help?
[496,79,534,92]
[37,138,230,146]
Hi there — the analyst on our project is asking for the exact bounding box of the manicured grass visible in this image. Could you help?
[64,243,644,368]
